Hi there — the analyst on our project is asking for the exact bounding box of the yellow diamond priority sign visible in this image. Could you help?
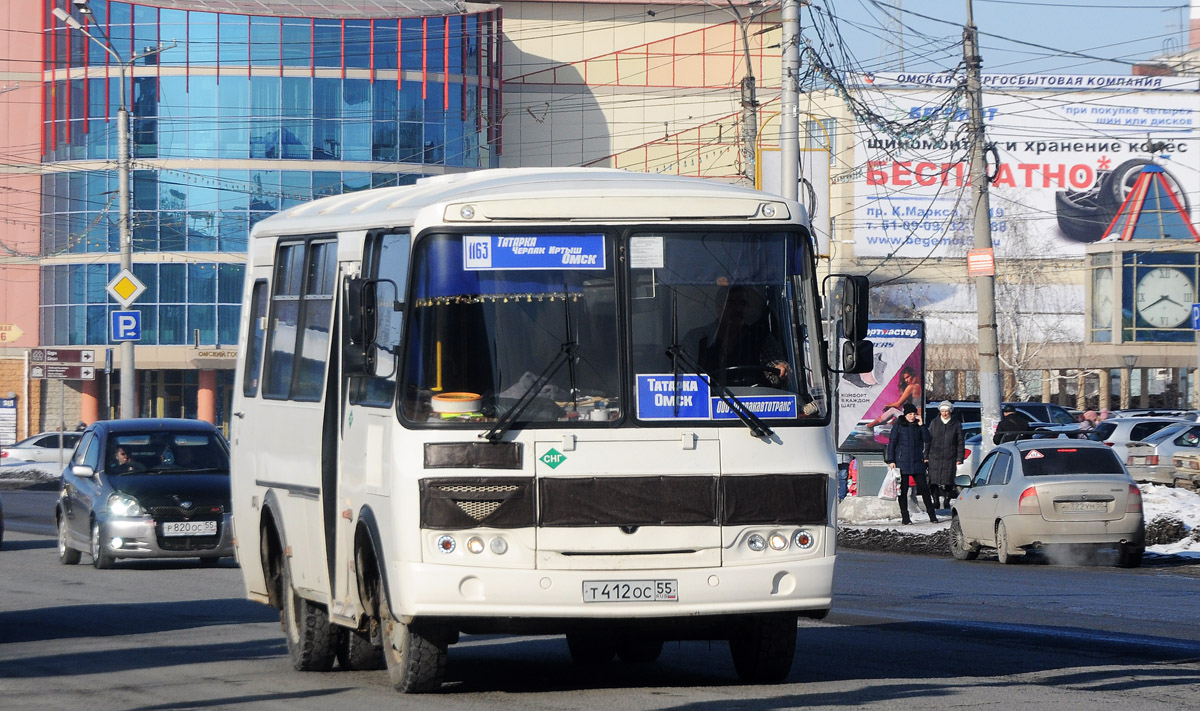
[107,268,147,307]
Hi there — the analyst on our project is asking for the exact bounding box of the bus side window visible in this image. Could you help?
[350,232,409,407]
[242,280,268,397]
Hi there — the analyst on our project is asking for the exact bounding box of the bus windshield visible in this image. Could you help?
[627,230,825,422]
[401,232,620,425]
[398,229,824,427]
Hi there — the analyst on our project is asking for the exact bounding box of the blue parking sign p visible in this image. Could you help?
[1193,303,1200,331]
[111,310,141,341]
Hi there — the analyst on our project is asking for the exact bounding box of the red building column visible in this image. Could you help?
[80,378,99,426]
[198,369,217,424]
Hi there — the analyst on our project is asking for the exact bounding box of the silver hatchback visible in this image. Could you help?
[950,439,1144,567]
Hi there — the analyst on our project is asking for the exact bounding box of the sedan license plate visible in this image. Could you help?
[1057,501,1106,512]
[582,579,678,603]
[162,520,218,537]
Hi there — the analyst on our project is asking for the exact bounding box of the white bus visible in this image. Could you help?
[229,168,871,692]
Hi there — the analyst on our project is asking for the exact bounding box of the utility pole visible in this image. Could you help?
[780,0,801,202]
[964,0,1003,452]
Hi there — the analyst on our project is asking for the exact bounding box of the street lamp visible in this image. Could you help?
[52,5,171,419]
[1123,354,1139,368]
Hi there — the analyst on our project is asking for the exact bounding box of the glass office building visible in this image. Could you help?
[36,0,502,425]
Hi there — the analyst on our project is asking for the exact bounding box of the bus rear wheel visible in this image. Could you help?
[729,613,797,683]
[380,590,446,692]
[338,620,385,671]
[281,562,336,671]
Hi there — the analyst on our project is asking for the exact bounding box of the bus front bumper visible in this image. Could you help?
[388,556,835,619]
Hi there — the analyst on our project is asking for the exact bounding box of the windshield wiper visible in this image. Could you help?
[481,341,578,443]
[666,344,774,439]
[666,287,772,438]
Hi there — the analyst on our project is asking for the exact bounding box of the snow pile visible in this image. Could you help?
[0,461,63,489]
[838,483,1200,558]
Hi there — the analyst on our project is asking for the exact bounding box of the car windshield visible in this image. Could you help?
[1142,422,1192,445]
[1018,446,1124,476]
[108,432,229,474]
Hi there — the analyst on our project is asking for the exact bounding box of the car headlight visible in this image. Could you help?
[107,493,144,517]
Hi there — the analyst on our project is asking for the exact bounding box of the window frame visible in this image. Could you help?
[262,236,338,402]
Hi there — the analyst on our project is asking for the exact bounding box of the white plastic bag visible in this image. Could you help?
[877,469,899,501]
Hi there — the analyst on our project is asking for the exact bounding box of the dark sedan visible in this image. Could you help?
[56,418,233,568]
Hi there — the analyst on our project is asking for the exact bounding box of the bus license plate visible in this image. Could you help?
[162,520,218,537]
[582,580,677,603]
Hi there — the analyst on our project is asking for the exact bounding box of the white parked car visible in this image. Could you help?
[1,432,82,465]
[1089,416,1189,463]
[1124,421,1200,485]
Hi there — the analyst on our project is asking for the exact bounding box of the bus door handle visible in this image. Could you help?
[233,411,245,419]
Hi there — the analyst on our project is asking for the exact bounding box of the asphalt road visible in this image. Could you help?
[2,489,1199,710]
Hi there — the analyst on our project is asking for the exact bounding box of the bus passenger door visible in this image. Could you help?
[333,231,408,621]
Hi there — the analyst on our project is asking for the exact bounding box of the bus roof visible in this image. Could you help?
[250,168,806,239]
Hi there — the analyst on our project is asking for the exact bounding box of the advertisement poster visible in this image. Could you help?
[847,73,1199,259]
[838,320,925,453]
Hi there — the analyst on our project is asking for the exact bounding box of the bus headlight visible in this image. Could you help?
[793,529,815,549]
[489,537,508,555]
[466,536,485,554]
[768,532,789,550]
[435,535,456,553]
[746,533,766,551]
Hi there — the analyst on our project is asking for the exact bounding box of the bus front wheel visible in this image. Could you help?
[380,590,447,692]
[729,613,797,683]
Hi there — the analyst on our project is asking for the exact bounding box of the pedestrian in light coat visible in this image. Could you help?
[884,403,938,525]
[926,400,964,509]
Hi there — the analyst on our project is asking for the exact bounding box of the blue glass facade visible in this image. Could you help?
[41,0,502,347]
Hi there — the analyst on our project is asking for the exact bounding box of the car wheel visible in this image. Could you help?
[380,585,447,692]
[1117,543,1144,569]
[729,613,797,683]
[995,521,1017,565]
[57,517,81,565]
[91,521,114,569]
[949,516,978,561]
[281,562,336,671]
[616,637,663,663]
[337,620,385,671]
[566,631,617,665]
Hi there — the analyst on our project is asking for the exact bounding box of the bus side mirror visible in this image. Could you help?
[840,275,869,342]
[345,278,378,376]
[842,339,874,374]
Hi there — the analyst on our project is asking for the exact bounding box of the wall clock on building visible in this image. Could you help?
[1092,267,1113,329]
[1134,267,1194,328]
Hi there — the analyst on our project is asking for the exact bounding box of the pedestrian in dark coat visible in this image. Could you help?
[926,400,964,509]
[993,405,1032,445]
[884,403,938,524]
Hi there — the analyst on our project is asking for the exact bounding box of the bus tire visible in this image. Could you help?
[380,590,446,692]
[616,637,663,663]
[281,562,336,671]
[729,613,797,683]
[338,621,385,671]
[566,632,617,664]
